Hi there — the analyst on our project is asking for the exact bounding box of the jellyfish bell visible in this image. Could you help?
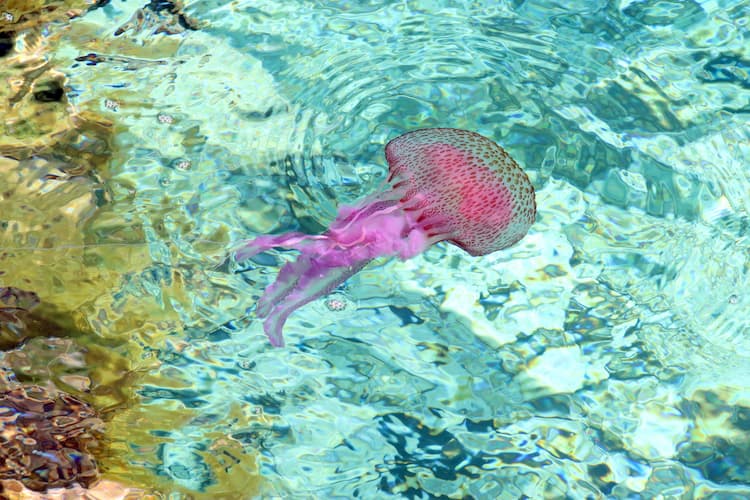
[236,128,536,347]
[385,128,536,255]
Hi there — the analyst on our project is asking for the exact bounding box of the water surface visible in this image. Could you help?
[1,0,749,498]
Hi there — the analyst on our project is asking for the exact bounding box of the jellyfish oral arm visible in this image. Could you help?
[234,196,443,346]
[256,254,367,347]
[233,232,326,262]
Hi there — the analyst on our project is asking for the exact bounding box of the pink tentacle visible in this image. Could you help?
[256,256,308,318]
[259,251,369,346]
[234,232,327,262]
[237,199,440,346]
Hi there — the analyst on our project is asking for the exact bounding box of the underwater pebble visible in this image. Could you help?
[175,159,192,171]
[324,296,348,312]
[157,113,174,124]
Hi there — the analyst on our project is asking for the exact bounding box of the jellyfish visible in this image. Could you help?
[235,128,536,346]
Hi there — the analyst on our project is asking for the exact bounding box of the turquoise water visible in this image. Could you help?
[3,0,750,497]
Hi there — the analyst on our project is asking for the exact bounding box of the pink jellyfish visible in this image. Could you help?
[236,128,536,346]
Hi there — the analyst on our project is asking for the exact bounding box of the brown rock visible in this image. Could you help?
[0,385,103,491]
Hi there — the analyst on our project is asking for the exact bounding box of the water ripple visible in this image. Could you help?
[8,0,750,496]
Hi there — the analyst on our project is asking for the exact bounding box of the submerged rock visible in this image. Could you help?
[0,385,104,491]
[0,287,67,351]
[0,478,153,500]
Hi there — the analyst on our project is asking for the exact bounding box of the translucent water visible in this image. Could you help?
[1,0,749,498]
